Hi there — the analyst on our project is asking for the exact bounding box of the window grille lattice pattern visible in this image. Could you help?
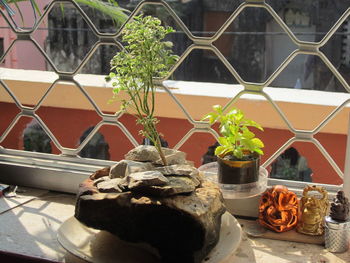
[0,0,349,183]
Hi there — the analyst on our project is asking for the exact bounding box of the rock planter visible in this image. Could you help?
[75,146,226,263]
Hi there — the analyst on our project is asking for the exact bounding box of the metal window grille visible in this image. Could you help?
[0,0,349,194]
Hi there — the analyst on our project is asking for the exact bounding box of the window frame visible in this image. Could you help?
[0,0,349,198]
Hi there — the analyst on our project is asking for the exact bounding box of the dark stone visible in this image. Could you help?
[75,171,225,263]
[78,178,98,196]
[330,190,350,221]
[110,160,153,179]
[132,176,199,197]
[97,178,124,193]
[125,171,169,189]
[93,176,110,186]
[154,164,201,187]
[90,167,110,180]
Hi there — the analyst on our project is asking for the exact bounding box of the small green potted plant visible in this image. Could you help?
[107,15,178,166]
[202,105,264,184]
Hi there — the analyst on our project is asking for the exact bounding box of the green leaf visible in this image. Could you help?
[234,111,244,124]
[233,148,243,159]
[215,145,231,157]
[220,124,230,136]
[13,1,24,25]
[201,112,217,123]
[218,137,228,146]
[242,129,255,139]
[227,108,238,116]
[31,0,42,16]
[245,120,263,130]
[203,105,264,158]
[251,138,264,148]
[228,135,236,145]
[240,138,254,151]
[254,148,264,155]
[213,105,222,114]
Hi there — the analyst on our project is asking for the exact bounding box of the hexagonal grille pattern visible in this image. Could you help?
[0,0,349,185]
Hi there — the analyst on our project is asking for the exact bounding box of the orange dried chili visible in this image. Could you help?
[258,185,298,232]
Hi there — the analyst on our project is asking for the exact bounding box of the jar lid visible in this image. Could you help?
[325,216,350,230]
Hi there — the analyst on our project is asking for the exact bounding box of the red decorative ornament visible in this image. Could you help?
[259,185,298,232]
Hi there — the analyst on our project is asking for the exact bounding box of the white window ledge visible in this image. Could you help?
[1,68,350,134]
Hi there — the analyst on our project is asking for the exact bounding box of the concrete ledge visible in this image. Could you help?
[1,68,350,134]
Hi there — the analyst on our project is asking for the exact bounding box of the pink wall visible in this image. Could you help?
[0,102,346,185]
[0,0,49,70]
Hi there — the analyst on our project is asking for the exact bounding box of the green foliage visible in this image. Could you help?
[8,0,129,26]
[108,15,178,165]
[75,0,129,25]
[202,105,264,159]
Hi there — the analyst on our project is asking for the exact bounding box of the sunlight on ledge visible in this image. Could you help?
[1,68,350,134]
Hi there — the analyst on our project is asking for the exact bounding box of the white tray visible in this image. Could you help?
[57,212,241,263]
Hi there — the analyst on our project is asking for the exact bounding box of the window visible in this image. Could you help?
[0,0,349,194]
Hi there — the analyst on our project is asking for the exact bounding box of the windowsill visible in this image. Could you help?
[0,187,349,263]
[0,188,85,263]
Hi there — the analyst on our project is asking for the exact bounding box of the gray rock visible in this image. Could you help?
[93,176,110,186]
[97,178,124,193]
[155,164,201,187]
[132,176,199,197]
[109,161,128,179]
[188,169,201,186]
[125,145,187,165]
[110,160,153,179]
[154,151,187,165]
[125,145,160,162]
[154,164,195,176]
[126,170,169,189]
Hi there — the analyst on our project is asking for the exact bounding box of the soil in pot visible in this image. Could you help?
[217,154,260,184]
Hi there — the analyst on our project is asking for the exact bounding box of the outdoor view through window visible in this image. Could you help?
[0,0,349,186]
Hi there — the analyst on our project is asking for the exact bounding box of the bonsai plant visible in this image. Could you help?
[202,105,264,184]
[107,15,178,166]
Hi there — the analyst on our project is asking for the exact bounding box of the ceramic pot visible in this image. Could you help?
[217,155,260,184]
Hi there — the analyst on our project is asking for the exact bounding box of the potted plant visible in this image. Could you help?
[202,105,264,184]
[74,15,228,263]
[107,15,178,166]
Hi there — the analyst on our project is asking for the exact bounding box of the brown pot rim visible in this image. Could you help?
[217,153,260,167]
